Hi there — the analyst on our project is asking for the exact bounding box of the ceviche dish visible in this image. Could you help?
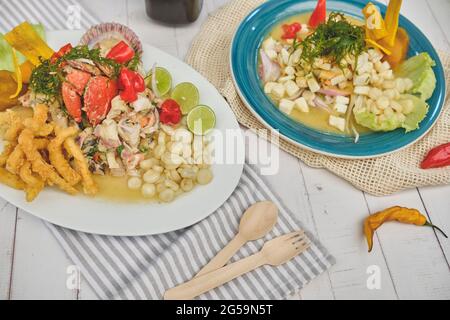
[0,22,216,203]
[259,0,436,141]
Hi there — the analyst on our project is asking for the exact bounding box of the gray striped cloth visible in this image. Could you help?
[1,0,335,300]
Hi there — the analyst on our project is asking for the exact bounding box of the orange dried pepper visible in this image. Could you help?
[384,0,403,46]
[364,206,448,252]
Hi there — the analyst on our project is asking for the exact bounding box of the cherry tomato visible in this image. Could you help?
[159,99,182,125]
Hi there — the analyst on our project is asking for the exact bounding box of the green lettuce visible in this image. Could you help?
[0,24,46,72]
[399,94,429,132]
[395,52,436,100]
[354,94,429,132]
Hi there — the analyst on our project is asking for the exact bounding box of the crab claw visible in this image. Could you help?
[66,69,91,95]
[84,76,118,126]
[62,82,82,123]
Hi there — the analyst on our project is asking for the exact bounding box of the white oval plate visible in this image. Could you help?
[0,31,244,236]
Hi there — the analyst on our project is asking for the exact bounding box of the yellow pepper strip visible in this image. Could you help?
[10,49,23,99]
[364,206,448,253]
[20,60,34,84]
[4,22,54,66]
[362,3,388,40]
[384,0,403,46]
[365,38,392,56]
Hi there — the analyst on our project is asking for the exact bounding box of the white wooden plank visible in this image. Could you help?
[127,0,179,57]
[79,0,128,24]
[297,163,398,300]
[9,211,78,300]
[425,0,450,46]
[400,0,450,51]
[364,189,450,300]
[417,185,450,267]
[0,200,17,300]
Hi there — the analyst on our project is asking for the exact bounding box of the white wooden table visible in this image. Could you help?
[1,0,449,300]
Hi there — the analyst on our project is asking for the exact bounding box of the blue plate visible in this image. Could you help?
[230,0,446,158]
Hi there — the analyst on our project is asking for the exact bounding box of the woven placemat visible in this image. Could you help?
[186,0,450,196]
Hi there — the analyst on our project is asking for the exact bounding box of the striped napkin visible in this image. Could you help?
[1,0,335,300]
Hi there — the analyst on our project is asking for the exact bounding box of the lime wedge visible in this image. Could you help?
[171,82,200,115]
[145,67,172,96]
[187,105,216,135]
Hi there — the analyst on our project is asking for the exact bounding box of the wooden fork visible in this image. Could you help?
[164,231,310,300]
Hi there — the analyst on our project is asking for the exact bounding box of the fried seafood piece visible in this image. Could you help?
[18,129,78,195]
[19,162,45,202]
[48,126,81,186]
[0,143,17,167]
[34,138,50,150]
[6,145,25,175]
[23,104,53,137]
[0,167,25,190]
[63,135,98,196]
[4,112,24,142]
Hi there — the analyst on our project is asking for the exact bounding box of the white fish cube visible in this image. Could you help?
[294,97,309,113]
[329,115,346,132]
[335,96,350,105]
[271,83,286,99]
[266,49,278,60]
[354,86,370,95]
[281,48,290,65]
[284,66,296,76]
[284,80,300,97]
[279,99,295,115]
[306,74,320,93]
[354,74,370,86]
[331,75,346,86]
[264,82,277,94]
[334,103,348,114]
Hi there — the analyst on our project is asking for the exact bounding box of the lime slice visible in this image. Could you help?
[171,82,200,115]
[145,67,172,96]
[187,105,216,135]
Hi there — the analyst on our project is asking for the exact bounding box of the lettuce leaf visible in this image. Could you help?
[0,24,46,72]
[399,94,429,132]
[395,52,436,100]
[354,94,428,132]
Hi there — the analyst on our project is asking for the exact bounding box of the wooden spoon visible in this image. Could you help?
[164,231,309,300]
[195,201,279,277]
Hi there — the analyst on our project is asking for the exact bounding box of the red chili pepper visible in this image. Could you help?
[50,43,73,64]
[309,0,327,28]
[421,143,450,169]
[106,41,135,64]
[118,67,146,103]
[281,22,302,39]
[159,99,182,126]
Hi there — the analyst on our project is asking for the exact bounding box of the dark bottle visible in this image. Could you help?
[145,0,204,25]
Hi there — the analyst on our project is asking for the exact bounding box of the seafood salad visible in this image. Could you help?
[259,0,436,141]
[0,22,216,203]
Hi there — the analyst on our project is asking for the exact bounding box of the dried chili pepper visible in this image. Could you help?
[50,43,73,64]
[364,206,448,252]
[421,142,450,169]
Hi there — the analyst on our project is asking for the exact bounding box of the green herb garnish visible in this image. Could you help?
[127,52,141,71]
[30,45,121,98]
[116,145,125,156]
[299,12,365,67]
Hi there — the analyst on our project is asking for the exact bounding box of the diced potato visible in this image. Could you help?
[357,62,373,75]
[331,75,346,86]
[380,70,394,80]
[279,99,295,115]
[306,74,320,93]
[354,86,370,95]
[329,115,346,132]
[284,80,300,97]
[336,96,350,105]
[294,97,309,113]
[264,82,277,94]
[271,83,285,99]
[278,75,295,83]
[334,103,348,114]
[302,90,315,102]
